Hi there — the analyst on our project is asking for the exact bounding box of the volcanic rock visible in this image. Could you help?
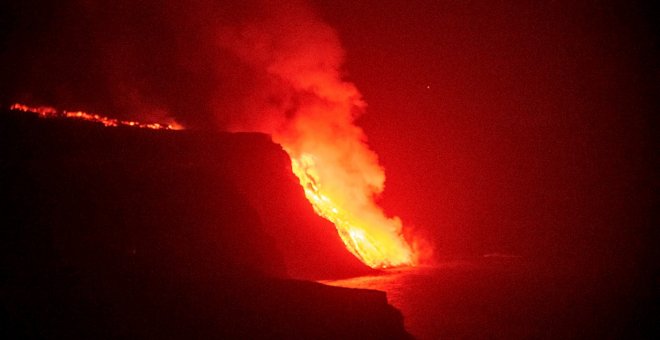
[1,109,409,339]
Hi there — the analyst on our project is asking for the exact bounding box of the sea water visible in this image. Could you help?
[322,257,634,339]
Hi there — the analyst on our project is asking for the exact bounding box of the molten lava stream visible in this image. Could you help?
[290,153,414,269]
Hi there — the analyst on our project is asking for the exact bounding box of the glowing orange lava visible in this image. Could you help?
[9,103,183,130]
[289,153,414,269]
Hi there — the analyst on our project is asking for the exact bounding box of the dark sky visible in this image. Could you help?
[1,0,656,269]
[313,0,656,263]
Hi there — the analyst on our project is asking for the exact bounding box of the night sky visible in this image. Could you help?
[314,1,656,267]
[1,0,656,274]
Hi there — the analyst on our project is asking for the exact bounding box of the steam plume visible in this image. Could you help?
[217,2,415,267]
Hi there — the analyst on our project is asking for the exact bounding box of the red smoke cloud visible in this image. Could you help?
[217,2,417,267]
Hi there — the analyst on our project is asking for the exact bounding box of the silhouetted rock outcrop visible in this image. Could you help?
[1,109,410,339]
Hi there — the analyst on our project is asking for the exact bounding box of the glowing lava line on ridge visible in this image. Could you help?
[9,103,183,130]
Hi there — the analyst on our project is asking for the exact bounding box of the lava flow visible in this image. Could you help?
[290,153,414,268]
[9,103,183,130]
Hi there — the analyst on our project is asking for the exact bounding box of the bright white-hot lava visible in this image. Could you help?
[290,153,413,268]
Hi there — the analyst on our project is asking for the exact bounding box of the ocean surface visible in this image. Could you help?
[322,257,642,339]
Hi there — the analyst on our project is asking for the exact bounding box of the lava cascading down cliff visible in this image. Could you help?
[218,3,415,268]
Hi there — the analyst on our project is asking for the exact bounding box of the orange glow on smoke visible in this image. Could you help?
[218,4,419,269]
[9,103,183,130]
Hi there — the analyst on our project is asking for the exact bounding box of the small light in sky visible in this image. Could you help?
[426,84,431,89]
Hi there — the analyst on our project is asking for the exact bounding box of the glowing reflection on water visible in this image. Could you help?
[320,262,473,339]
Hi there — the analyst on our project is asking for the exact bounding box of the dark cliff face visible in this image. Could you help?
[1,111,286,280]
[0,109,372,280]
[1,109,408,339]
